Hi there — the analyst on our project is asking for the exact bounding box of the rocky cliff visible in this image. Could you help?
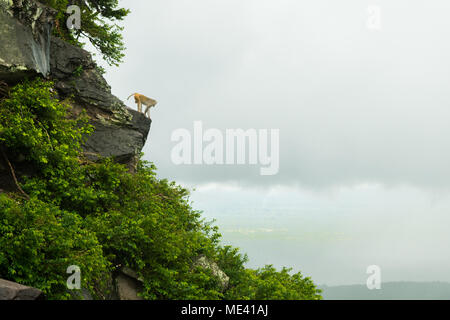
[0,0,152,299]
[0,0,151,170]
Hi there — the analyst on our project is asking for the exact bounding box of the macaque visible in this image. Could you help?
[127,93,158,119]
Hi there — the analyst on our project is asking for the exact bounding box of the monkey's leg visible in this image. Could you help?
[145,106,151,119]
[138,100,142,113]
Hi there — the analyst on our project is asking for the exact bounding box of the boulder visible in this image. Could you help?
[115,274,144,300]
[0,279,44,300]
[121,266,144,282]
[193,255,230,291]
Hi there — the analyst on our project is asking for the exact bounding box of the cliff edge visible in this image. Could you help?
[0,0,151,171]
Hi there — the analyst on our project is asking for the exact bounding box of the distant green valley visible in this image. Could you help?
[320,282,450,300]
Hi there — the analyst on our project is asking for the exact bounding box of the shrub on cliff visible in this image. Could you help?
[0,79,322,300]
[0,195,111,299]
[41,0,129,66]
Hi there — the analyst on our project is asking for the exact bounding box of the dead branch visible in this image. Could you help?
[0,147,30,200]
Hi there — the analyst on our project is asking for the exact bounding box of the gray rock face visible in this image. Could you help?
[113,266,145,300]
[49,36,151,168]
[0,0,55,81]
[121,266,144,282]
[115,274,144,300]
[0,279,44,300]
[0,0,151,170]
[193,255,230,291]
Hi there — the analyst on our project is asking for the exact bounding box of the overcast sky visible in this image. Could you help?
[99,0,450,285]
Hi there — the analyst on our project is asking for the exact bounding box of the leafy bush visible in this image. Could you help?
[0,195,111,299]
[217,246,321,300]
[0,79,322,300]
[40,0,129,66]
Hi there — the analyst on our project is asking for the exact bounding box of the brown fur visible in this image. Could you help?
[127,93,157,119]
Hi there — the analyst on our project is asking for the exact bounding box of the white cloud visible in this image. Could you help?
[97,0,450,284]
[101,0,450,190]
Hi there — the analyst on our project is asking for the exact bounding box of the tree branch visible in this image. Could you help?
[0,147,30,200]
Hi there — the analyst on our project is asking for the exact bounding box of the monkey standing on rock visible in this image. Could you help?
[127,93,157,119]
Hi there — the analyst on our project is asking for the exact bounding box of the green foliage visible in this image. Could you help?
[73,65,84,77]
[41,0,129,66]
[0,79,322,300]
[0,79,92,169]
[235,266,321,300]
[0,195,111,299]
[217,247,322,300]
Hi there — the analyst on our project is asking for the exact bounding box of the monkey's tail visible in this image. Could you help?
[127,93,136,100]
